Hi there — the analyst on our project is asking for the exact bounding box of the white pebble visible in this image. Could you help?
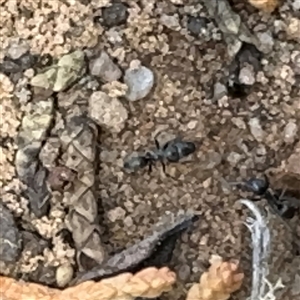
[124,64,154,101]
[248,118,265,142]
[284,121,298,143]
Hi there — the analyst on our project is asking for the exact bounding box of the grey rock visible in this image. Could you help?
[284,121,298,144]
[124,64,154,101]
[102,2,128,28]
[0,204,22,263]
[0,60,21,74]
[239,65,256,85]
[248,117,265,142]
[257,31,274,53]
[187,16,208,36]
[160,14,181,31]
[89,51,122,82]
[88,91,128,132]
[292,0,300,11]
[7,40,29,60]
[213,82,228,100]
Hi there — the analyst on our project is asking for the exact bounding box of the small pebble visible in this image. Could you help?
[227,152,242,166]
[213,82,228,101]
[248,118,265,142]
[124,62,154,101]
[102,2,128,28]
[88,91,128,132]
[89,51,122,82]
[187,16,208,36]
[107,207,126,222]
[56,263,74,287]
[292,0,300,10]
[284,121,298,144]
[7,40,29,60]
[160,14,181,31]
[286,18,300,41]
[257,31,274,53]
[178,264,191,281]
[239,65,256,86]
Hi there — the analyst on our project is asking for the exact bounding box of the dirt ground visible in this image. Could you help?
[1,0,300,299]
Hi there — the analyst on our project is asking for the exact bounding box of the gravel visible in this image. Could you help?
[89,50,122,82]
[124,60,154,101]
[101,2,129,28]
[88,91,128,132]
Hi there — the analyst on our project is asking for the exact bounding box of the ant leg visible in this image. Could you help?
[148,162,153,174]
[154,138,160,150]
[161,161,166,174]
[248,196,262,202]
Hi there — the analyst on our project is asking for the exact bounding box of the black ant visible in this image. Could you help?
[230,174,300,219]
[123,136,196,175]
[231,174,300,254]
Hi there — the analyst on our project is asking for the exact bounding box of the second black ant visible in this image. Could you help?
[230,174,300,219]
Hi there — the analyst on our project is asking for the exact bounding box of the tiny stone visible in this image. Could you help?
[124,216,133,227]
[0,60,22,74]
[284,121,298,144]
[160,14,181,31]
[89,51,122,82]
[248,118,265,142]
[187,16,208,36]
[292,0,300,10]
[257,31,274,53]
[124,64,154,101]
[178,264,191,281]
[17,53,37,71]
[88,91,128,132]
[7,40,29,60]
[187,120,197,129]
[102,2,128,28]
[56,263,74,287]
[286,18,300,41]
[239,65,256,85]
[107,207,126,222]
[227,152,242,166]
[213,82,228,101]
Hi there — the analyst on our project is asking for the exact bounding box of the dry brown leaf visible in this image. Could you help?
[247,0,280,12]
[186,255,244,300]
[0,267,176,300]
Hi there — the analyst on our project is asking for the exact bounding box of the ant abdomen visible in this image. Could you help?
[178,141,196,158]
[244,176,269,196]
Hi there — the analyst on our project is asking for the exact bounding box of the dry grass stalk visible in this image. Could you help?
[186,255,244,300]
[247,0,281,12]
[0,267,176,300]
[239,199,284,300]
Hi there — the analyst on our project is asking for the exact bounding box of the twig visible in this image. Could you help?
[239,199,284,300]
